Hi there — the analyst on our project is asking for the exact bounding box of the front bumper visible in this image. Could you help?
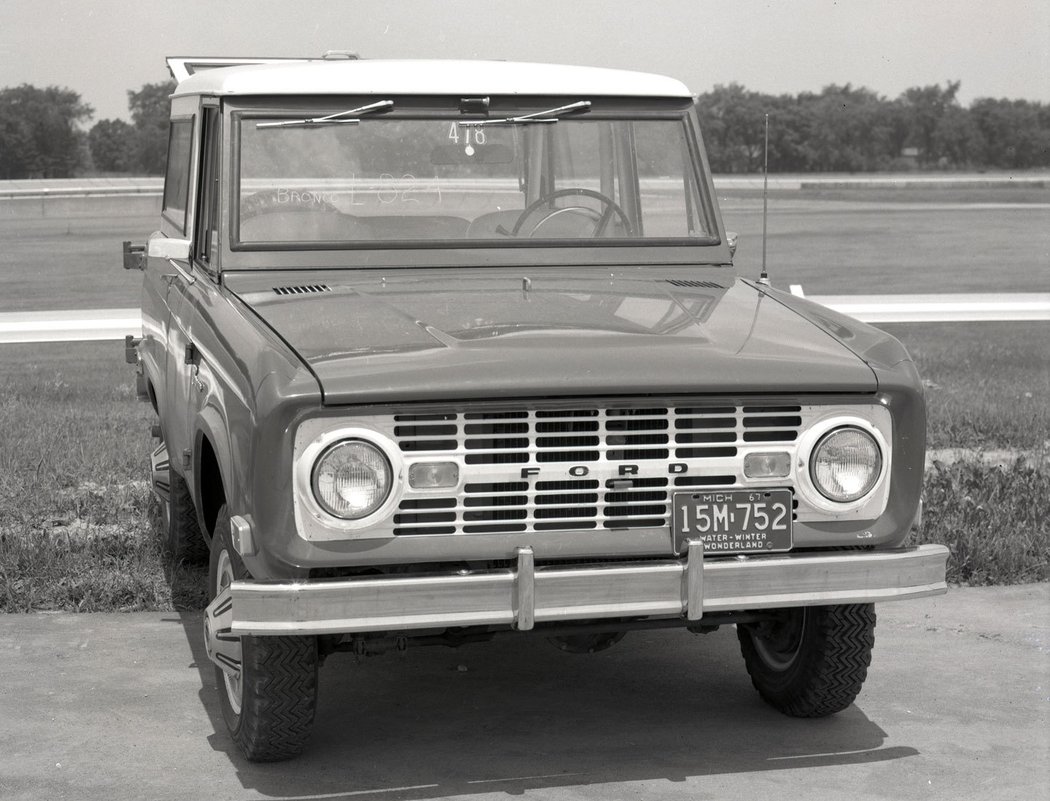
[204,543,948,641]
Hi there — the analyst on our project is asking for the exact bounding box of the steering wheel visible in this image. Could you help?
[240,189,340,221]
[510,188,635,238]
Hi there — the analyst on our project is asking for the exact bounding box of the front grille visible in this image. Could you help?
[392,404,802,535]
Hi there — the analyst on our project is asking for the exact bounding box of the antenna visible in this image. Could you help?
[758,113,771,286]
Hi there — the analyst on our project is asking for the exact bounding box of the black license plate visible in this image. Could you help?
[672,489,793,554]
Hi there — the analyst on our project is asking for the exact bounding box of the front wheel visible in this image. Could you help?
[737,604,876,717]
[208,505,319,761]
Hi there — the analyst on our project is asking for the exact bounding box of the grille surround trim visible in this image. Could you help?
[291,400,892,542]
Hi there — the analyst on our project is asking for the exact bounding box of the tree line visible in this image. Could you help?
[0,79,1047,179]
[696,82,1050,172]
[0,81,174,179]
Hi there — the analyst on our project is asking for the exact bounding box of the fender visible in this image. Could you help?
[194,402,234,537]
[140,353,163,418]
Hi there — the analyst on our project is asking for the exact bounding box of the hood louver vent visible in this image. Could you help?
[665,279,726,289]
[272,284,331,296]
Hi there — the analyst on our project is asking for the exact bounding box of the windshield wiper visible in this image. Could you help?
[459,100,591,128]
[256,100,394,129]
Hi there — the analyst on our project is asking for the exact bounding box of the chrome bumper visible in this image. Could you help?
[204,543,949,640]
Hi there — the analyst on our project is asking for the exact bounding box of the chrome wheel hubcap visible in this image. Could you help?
[215,550,243,715]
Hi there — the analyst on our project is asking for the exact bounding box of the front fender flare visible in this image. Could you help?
[194,404,234,538]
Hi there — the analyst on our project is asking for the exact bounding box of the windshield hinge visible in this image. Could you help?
[459,97,490,114]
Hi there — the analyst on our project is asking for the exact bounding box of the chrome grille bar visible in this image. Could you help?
[392,403,803,536]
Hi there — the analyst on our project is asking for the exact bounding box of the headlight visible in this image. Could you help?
[810,427,882,502]
[311,439,392,519]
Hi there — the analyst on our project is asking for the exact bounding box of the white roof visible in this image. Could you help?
[171,59,693,99]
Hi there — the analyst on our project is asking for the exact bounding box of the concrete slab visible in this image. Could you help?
[0,585,1047,801]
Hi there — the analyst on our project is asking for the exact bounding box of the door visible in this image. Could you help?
[164,104,220,480]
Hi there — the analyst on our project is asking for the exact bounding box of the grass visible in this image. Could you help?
[0,182,1048,311]
[915,461,1049,585]
[0,342,206,612]
[887,320,1049,585]
[0,209,157,312]
[723,200,1050,293]
[881,321,1050,451]
[0,324,1045,612]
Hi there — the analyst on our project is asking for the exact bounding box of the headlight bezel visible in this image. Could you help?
[310,438,393,520]
[796,415,890,515]
[809,426,883,503]
[294,426,405,530]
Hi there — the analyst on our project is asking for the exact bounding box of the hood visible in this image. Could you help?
[225,268,877,405]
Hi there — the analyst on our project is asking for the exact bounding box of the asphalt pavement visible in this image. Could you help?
[1,584,1047,801]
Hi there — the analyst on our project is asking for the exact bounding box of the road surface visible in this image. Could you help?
[0,584,1046,801]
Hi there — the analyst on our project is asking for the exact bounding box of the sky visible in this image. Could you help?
[1,0,1048,122]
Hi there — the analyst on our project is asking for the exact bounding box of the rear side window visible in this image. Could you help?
[162,119,193,232]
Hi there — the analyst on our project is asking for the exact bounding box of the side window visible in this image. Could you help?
[195,108,221,267]
[162,119,193,232]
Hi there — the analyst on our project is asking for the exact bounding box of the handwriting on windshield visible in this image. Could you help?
[271,174,441,208]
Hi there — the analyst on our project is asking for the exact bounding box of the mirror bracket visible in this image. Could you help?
[122,240,146,271]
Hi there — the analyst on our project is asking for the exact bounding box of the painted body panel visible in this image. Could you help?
[225,268,878,405]
[149,265,921,580]
[135,60,929,584]
[236,390,923,580]
[175,267,317,538]
[140,60,947,760]
[220,266,924,578]
[172,59,693,100]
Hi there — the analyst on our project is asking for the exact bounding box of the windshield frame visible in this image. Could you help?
[221,96,730,269]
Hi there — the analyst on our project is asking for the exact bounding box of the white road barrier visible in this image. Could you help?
[812,292,1050,323]
[0,309,144,344]
[1,292,1047,344]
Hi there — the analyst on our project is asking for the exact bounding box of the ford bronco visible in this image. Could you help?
[125,55,948,761]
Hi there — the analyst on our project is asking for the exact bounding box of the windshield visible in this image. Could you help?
[235,104,711,248]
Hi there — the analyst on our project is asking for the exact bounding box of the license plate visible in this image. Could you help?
[672,489,793,554]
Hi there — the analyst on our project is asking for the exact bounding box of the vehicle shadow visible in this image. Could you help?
[174,614,916,799]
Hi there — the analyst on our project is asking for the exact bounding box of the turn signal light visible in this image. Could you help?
[743,451,791,478]
[408,461,460,489]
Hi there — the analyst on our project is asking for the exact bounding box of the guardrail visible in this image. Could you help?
[1,293,1047,344]
[0,179,163,199]
[787,288,1050,323]
[2,173,1046,199]
[0,309,143,344]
